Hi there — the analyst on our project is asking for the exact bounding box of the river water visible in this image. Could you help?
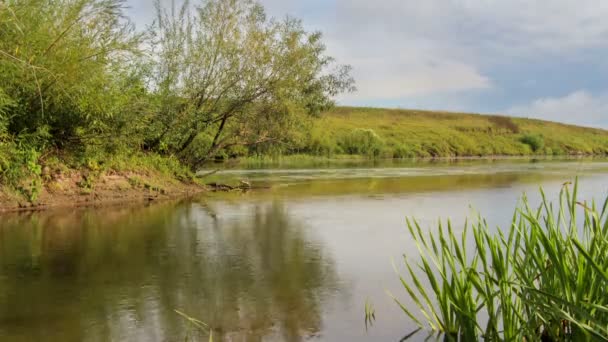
[1,159,607,341]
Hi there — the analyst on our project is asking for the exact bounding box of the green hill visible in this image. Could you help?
[299,107,608,158]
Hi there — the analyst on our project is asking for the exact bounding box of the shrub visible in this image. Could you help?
[338,128,384,157]
[393,144,415,158]
[520,134,545,152]
[552,146,566,156]
[0,0,142,148]
[0,146,42,202]
[305,131,338,156]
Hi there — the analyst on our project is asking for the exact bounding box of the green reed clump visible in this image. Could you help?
[395,180,608,341]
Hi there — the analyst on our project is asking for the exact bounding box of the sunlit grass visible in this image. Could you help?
[394,179,608,341]
[310,107,608,158]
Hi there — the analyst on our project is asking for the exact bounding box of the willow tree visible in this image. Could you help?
[147,0,355,169]
[0,0,143,149]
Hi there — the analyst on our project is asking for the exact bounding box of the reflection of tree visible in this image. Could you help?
[0,200,340,341]
[158,200,339,342]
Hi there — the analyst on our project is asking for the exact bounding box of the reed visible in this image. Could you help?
[394,180,608,341]
[175,309,213,342]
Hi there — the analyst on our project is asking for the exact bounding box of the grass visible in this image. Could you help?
[297,107,608,159]
[365,298,376,330]
[175,309,213,342]
[0,148,202,207]
[392,180,608,341]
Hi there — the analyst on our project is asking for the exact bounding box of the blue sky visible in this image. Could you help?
[126,0,608,128]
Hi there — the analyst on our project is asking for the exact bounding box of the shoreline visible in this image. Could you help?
[3,154,607,214]
[0,170,205,214]
[213,153,608,169]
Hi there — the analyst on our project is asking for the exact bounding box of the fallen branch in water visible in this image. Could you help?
[205,180,270,192]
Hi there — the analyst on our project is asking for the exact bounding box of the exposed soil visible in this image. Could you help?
[0,169,205,213]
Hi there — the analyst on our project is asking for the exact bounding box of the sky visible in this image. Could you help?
[125,0,608,128]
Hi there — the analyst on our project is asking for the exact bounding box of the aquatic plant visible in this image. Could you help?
[175,309,213,342]
[365,298,376,330]
[394,180,608,341]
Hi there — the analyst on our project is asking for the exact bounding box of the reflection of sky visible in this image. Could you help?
[125,0,608,128]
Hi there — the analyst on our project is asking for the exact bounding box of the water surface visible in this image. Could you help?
[1,159,608,341]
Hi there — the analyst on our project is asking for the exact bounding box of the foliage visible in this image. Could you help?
[296,107,608,159]
[0,0,353,200]
[338,128,383,156]
[393,181,608,341]
[145,0,354,169]
[521,133,545,152]
[0,145,42,201]
[0,0,143,148]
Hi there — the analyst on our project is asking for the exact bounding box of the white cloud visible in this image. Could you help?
[331,0,608,58]
[338,54,490,101]
[128,0,608,123]
[506,90,608,128]
[324,0,608,102]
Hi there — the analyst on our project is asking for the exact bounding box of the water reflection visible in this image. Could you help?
[2,161,608,342]
[212,160,608,198]
[0,200,340,341]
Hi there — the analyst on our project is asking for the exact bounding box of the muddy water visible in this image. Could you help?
[1,159,607,341]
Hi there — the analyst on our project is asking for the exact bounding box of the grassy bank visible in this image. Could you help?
[273,107,608,159]
[0,152,203,212]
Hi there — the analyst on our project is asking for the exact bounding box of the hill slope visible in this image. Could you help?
[303,107,608,158]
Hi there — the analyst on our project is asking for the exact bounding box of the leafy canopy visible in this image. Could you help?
[145,0,355,168]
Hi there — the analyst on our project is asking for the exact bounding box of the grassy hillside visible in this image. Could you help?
[300,107,608,158]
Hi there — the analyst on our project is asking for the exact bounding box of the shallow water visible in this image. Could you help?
[1,159,608,341]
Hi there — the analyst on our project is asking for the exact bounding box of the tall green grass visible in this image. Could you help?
[395,180,608,341]
[297,107,608,159]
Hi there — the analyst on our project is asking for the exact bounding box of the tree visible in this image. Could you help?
[0,0,142,149]
[146,0,355,169]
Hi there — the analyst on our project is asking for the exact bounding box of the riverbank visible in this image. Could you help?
[224,154,608,170]
[0,154,205,213]
[4,105,608,212]
[275,107,608,158]
[3,154,607,212]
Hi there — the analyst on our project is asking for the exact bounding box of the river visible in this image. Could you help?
[1,159,607,341]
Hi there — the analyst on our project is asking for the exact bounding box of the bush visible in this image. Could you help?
[520,134,545,152]
[338,128,384,157]
[392,144,415,158]
[0,145,42,202]
[305,131,338,156]
[0,0,141,147]
[552,146,565,156]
